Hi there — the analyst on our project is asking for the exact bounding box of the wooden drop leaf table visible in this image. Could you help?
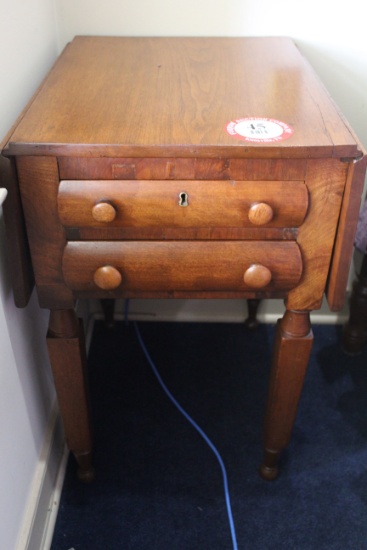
[1,36,366,482]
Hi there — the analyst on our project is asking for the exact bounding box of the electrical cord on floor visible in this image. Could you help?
[128,308,238,550]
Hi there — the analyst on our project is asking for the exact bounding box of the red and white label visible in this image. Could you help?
[225,117,294,143]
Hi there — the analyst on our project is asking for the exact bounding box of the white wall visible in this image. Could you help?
[0,1,59,548]
[0,1,366,547]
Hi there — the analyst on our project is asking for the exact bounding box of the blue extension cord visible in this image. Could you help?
[127,305,238,550]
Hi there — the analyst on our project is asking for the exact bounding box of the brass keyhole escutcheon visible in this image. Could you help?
[179,191,189,207]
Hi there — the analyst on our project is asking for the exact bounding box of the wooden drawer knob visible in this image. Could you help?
[248,202,274,225]
[244,264,272,288]
[93,266,122,290]
[92,201,117,223]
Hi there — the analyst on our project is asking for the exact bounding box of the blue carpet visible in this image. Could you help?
[51,321,367,550]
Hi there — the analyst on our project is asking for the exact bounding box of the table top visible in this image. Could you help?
[1,36,366,314]
[3,36,362,160]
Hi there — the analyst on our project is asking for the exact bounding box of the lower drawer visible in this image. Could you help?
[62,241,302,293]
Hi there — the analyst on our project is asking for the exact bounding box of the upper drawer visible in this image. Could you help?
[58,180,308,228]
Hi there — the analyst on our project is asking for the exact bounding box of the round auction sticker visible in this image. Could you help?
[226,117,294,143]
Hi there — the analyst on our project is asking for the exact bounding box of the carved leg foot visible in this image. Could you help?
[245,299,261,330]
[343,255,367,355]
[75,451,96,483]
[260,309,313,480]
[259,449,281,481]
[47,309,95,482]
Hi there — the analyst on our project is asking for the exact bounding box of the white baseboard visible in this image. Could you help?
[16,403,68,550]
[40,443,69,550]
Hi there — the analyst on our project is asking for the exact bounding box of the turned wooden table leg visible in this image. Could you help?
[260,309,313,480]
[245,299,261,330]
[101,298,115,328]
[47,309,95,482]
[343,254,367,354]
